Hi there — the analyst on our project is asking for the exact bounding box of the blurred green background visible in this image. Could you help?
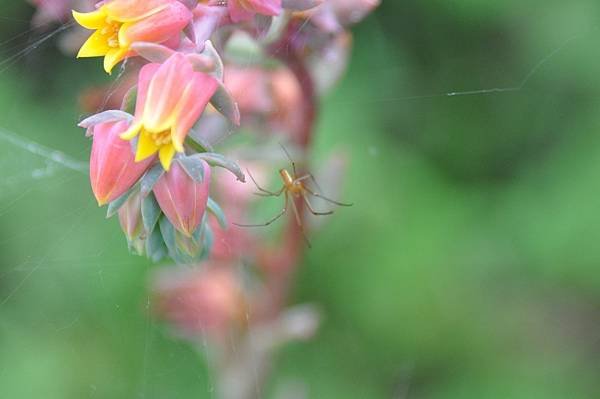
[3,1,600,397]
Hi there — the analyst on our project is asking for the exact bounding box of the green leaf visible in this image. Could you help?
[141,192,161,232]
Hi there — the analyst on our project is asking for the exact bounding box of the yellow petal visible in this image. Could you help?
[135,132,159,162]
[77,30,110,58]
[172,129,185,153]
[159,143,176,171]
[72,8,108,29]
[120,122,142,140]
[103,47,128,74]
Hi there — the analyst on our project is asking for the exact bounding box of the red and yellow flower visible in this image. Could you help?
[120,53,218,170]
[73,0,192,73]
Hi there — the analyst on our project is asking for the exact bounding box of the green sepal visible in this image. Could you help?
[146,223,168,263]
[201,219,214,258]
[210,82,240,126]
[159,216,177,259]
[207,197,227,229]
[106,184,137,218]
[177,156,206,183]
[140,164,164,197]
[120,86,137,115]
[126,236,145,256]
[185,130,214,152]
[141,192,161,232]
[189,152,245,182]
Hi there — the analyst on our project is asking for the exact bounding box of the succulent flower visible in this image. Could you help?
[120,53,218,170]
[73,0,192,73]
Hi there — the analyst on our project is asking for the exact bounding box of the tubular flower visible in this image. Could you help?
[89,120,155,205]
[228,0,282,23]
[153,159,211,236]
[120,53,218,171]
[73,0,192,73]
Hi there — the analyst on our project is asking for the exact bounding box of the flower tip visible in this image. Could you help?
[160,157,172,172]
[72,8,106,30]
[96,196,109,207]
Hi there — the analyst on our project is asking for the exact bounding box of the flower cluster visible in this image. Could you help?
[66,0,377,265]
[30,0,378,395]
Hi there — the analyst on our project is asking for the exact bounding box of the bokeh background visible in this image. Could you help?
[2,1,600,397]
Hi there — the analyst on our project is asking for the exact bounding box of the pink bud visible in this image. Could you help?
[153,159,211,236]
[118,190,143,240]
[89,121,155,205]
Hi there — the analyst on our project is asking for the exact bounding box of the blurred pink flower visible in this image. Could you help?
[30,0,93,26]
[228,0,282,23]
[224,65,303,137]
[301,0,379,32]
[153,265,246,338]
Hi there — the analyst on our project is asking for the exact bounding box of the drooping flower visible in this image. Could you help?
[88,120,155,205]
[153,159,211,236]
[228,0,282,23]
[120,53,218,170]
[73,0,192,73]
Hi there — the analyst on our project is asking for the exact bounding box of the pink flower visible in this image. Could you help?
[89,120,155,205]
[121,54,218,170]
[228,0,282,23]
[73,0,192,73]
[153,159,211,236]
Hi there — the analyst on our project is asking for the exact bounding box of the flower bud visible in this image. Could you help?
[118,190,143,240]
[153,159,211,236]
[89,121,155,205]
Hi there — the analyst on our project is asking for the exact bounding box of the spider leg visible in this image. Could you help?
[289,195,312,248]
[302,193,334,216]
[279,143,298,177]
[233,193,289,227]
[247,168,283,196]
[304,186,353,207]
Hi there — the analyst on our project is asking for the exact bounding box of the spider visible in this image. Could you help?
[234,147,352,246]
